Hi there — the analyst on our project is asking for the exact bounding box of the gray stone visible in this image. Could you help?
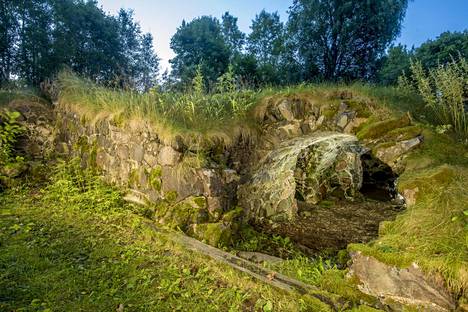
[161,166,204,200]
[143,153,159,167]
[207,196,225,220]
[337,114,349,129]
[116,145,129,160]
[237,252,284,264]
[349,251,456,312]
[376,136,423,171]
[238,133,363,222]
[200,169,224,197]
[277,100,295,121]
[132,144,145,163]
[158,146,181,166]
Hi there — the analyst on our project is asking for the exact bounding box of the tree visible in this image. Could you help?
[0,0,160,88]
[48,0,123,83]
[378,44,412,85]
[247,10,284,66]
[136,33,160,91]
[288,0,409,81]
[247,10,285,85]
[0,0,19,85]
[170,16,230,89]
[221,12,245,58]
[414,31,468,69]
[116,9,142,88]
[16,0,53,85]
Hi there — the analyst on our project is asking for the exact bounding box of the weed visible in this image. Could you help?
[402,58,468,140]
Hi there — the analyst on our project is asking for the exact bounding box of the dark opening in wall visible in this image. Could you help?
[360,152,398,202]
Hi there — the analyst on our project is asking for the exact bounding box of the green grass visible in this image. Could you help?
[0,89,43,107]
[58,71,260,148]
[349,129,468,297]
[58,71,428,149]
[0,161,373,312]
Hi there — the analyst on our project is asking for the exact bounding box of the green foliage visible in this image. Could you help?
[0,161,335,311]
[288,0,408,80]
[170,16,230,88]
[403,58,468,139]
[0,110,23,164]
[44,159,124,213]
[379,31,468,85]
[247,10,284,64]
[378,44,412,85]
[414,31,468,70]
[59,71,258,148]
[235,225,304,259]
[221,12,245,58]
[1,0,159,88]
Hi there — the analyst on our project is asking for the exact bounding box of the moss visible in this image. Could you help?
[346,306,383,312]
[162,201,209,231]
[148,166,162,191]
[164,190,178,203]
[190,222,232,247]
[320,101,339,119]
[357,113,411,140]
[80,114,88,126]
[298,294,334,311]
[385,125,422,141]
[318,200,335,208]
[193,196,207,208]
[319,269,378,307]
[222,207,243,223]
[345,100,372,118]
[128,169,140,188]
[397,164,456,196]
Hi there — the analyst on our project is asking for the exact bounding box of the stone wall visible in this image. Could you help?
[52,95,424,250]
[55,109,242,246]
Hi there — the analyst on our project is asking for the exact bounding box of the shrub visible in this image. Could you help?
[0,110,23,164]
[400,58,468,140]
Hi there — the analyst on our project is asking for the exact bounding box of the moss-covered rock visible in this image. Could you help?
[188,222,232,247]
[357,113,412,140]
[158,196,209,231]
[221,206,243,223]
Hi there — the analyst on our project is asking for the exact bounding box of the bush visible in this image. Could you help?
[399,58,468,140]
[0,110,23,164]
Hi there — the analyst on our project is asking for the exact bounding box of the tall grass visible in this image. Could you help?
[399,58,468,140]
[58,70,429,148]
[58,71,261,148]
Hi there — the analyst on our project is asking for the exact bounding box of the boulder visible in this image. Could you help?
[239,133,364,222]
[349,251,456,312]
[158,146,181,167]
[375,136,423,172]
[187,222,232,247]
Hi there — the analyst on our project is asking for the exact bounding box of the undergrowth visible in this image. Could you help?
[349,130,468,298]
[399,58,468,140]
[0,161,372,311]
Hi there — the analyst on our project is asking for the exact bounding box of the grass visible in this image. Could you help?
[401,58,468,140]
[0,160,374,311]
[58,71,260,148]
[349,128,468,298]
[3,74,467,308]
[0,89,44,107]
[58,71,427,150]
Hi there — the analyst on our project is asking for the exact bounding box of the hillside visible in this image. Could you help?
[0,79,467,311]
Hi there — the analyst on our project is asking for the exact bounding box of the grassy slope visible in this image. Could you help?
[0,163,334,312]
[2,79,467,308]
[350,128,468,297]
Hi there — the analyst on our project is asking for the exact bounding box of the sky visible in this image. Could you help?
[98,0,468,72]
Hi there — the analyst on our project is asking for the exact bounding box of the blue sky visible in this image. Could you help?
[98,0,468,71]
